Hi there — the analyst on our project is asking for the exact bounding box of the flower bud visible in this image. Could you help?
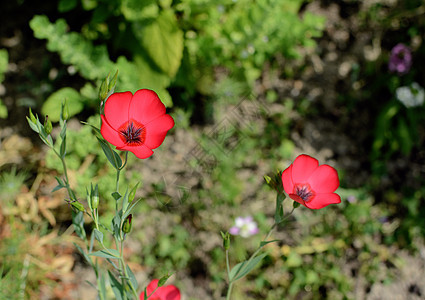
[108,70,118,92]
[99,77,109,102]
[220,231,230,250]
[44,115,53,135]
[61,100,69,121]
[122,214,132,234]
[91,184,99,210]
[29,108,37,124]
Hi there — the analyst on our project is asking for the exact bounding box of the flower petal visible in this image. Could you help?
[144,114,175,149]
[117,144,154,159]
[308,164,339,193]
[305,193,341,209]
[100,115,125,148]
[158,285,181,300]
[103,91,132,129]
[130,89,167,125]
[140,279,159,300]
[291,155,319,183]
[282,164,294,194]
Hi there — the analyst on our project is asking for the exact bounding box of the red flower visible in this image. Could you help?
[281,154,341,209]
[101,89,174,159]
[139,279,181,300]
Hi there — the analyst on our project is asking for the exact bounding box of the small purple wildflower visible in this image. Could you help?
[388,43,412,75]
[347,195,356,203]
[229,216,259,238]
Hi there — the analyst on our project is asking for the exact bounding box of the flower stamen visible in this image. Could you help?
[118,119,146,146]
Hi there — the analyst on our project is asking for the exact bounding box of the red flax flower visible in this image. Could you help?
[282,154,341,209]
[139,279,181,300]
[101,89,174,159]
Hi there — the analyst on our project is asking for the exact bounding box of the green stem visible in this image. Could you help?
[226,207,296,299]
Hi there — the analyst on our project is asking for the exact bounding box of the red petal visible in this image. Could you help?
[289,193,307,207]
[103,91,132,129]
[140,279,159,300]
[291,155,319,183]
[144,114,174,149]
[305,193,341,209]
[117,144,154,159]
[281,165,294,194]
[156,285,181,300]
[129,90,167,125]
[101,115,125,148]
[308,164,339,193]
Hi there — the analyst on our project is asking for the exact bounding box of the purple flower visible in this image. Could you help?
[229,216,259,238]
[388,43,412,75]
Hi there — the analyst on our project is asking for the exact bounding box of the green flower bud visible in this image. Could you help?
[91,184,99,210]
[99,77,109,102]
[29,108,37,123]
[221,231,230,250]
[44,115,53,135]
[108,70,118,92]
[61,100,69,121]
[122,214,132,234]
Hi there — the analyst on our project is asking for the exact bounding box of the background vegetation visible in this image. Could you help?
[1,0,425,299]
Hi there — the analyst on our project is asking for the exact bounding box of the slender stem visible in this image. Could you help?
[225,249,233,300]
[226,207,296,299]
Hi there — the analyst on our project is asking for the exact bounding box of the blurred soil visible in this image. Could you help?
[1,0,425,299]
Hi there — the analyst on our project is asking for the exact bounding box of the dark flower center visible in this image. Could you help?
[293,183,315,202]
[118,119,146,146]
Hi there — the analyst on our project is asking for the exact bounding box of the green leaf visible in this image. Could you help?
[121,188,130,213]
[259,240,280,248]
[90,249,120,259]
[58,0,78,12]
[121,0,158,21]
[73,243,92,264]
[134,10,183,77]
[93,229,104,244]
[112,192,122,201]
[60,135,67,158]
[99,272,107,300]
[42,87,83,122]
[229,253,267,282]
[122,198,142,224]
[126,265,139,291]
[108,270,124,300]
[0,48,8,82]
[96,136,122,169]
[52,176,66,192]
[72,210,86,239]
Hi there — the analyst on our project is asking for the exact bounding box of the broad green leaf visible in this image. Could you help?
[134,10,183,77]
[229,253,267,282]
[42,87,83,122]
[108,270,124,300]
[90,248,120,259]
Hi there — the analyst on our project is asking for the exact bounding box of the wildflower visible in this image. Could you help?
[101,89,174,159]
[229,216,259,238]
[396,82,425,108]
[140,279,180,300]
[388,43,412,75]
[281,154,341,209]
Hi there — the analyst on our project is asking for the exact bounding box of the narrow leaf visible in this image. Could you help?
[260,240,280,247]
[73,243,91,264]
[96,136,122,169]
[60,135,67,157]
[126,265,139,291]
[108,270,124,300]
[94,229,104,244]
[90,249,120,259]
[229,253,267,282]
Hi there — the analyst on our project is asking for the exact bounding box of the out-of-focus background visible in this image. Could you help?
[1,0,425,299]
